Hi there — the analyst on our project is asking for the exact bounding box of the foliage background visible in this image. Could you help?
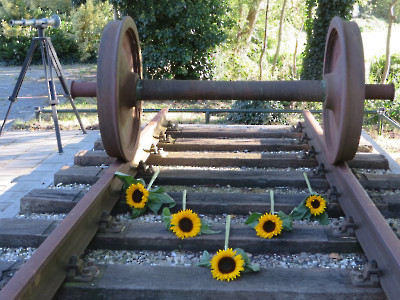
[0,0,399,123]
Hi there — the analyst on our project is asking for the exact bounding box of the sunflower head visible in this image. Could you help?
[126,183,149,209]
[211,248,244,281]
[170,209,201,239]
[254,212,283,239]
[305,194,326,216]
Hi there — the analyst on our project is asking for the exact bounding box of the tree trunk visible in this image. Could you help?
[259,0,270,80]
[381,0,398,84]
[292,22,304,79]
[271,0,288,76]
[236,0,263,52]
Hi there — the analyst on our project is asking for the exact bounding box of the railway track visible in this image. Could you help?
[1,109,400,299]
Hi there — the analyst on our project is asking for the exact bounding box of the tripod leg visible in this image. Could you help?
[47,40,86,134]
[0,103,15,135]
[40,38,63,153]
[50,86,63,153]
[0,39,38,135]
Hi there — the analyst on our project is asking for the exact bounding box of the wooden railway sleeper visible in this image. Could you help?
[350,260,381,288]
[66,256,98,283]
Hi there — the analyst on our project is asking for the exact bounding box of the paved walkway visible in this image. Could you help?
[0,64,95,131]
[0,64,99,219]
[0,130,100,218]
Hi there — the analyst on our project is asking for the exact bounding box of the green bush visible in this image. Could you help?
[366,54,400,122]
[228,100,290,125]
[71,0,114,62]
[113,0,230,80]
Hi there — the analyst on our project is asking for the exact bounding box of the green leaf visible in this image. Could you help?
[233,248,260,274]
[290,199,311,221]
[200,220,221,235]
[131,207,146,218]
[277,210,293,231]
[318,211,329,225]
[244,263,260,273]
[149,191,176,208]
[196,250,211,268]
[161,207,172,229]
[115,172,145,189]
[150,186,165,193]
[245,212,262,228]
[147,197,162,214]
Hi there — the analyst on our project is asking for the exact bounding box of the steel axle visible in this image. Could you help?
[71,79,393,102]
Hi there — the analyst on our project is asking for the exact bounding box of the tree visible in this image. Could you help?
[271,0,287,76]
[111,0,230,80]
[236,0,263,53]
[301,0,354,80]
[259,0,270,80]
[381,0,399,83]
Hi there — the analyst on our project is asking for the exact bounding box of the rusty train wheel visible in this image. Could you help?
[322,17,365,165]
[97,17,142,162]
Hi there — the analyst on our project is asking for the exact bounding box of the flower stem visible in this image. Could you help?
[147,168,160,190]
[224,215,231,250]
[303,172,314,194]
[182,190,187,211]
[270,190,275,214]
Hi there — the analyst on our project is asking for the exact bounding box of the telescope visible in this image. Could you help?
[10,15,61,29]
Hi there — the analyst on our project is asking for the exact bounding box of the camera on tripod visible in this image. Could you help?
[1,13,85,151]
[10,15,61,29]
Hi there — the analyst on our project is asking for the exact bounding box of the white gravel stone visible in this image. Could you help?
[83,249,367,270]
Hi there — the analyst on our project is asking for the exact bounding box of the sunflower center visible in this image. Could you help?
[218,257,236,274]
[311,200,320,209]
[263,220,276,233]
[132,189,144,203]
[178,217,193,232]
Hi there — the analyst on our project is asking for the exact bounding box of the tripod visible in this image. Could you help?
[0,21,86,153]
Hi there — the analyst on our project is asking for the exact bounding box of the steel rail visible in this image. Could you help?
[302,110,400,300]
[0,108,168,300]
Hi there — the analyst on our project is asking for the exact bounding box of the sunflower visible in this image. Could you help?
[126,183,149,209]
[255,213,283,239]
[305,194,326,216]
[170,209,201,239]
[211,248,244,281]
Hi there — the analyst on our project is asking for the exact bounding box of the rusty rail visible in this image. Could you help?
[302,110,400,300]
[0,108,168,300]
